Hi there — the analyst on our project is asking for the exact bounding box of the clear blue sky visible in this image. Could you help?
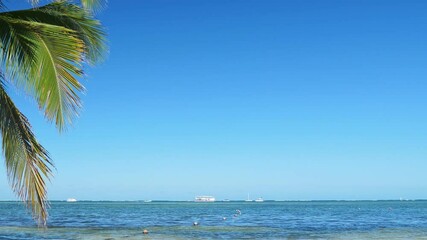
[1,0,427,201]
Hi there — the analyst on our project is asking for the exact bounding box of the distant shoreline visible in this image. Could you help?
[0,199,426,202]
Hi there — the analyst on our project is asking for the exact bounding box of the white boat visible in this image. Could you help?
[66,198,77,202]
[195,196,215,202]
[255,197,264,202]
[144,200,152,203]
[245,193,252,202]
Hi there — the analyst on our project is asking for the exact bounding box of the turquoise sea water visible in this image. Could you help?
[0,201,427,239]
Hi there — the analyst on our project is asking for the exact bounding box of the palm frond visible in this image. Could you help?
[0,16,84,130]
[0,1,106,131]
[25,0,107,12]
[28,0,39,6]
[0,0,106,227]
[5,1,107,64]
[0,74,53,226]
[80,0,107,12]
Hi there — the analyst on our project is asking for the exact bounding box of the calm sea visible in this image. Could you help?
[0,201,426,239]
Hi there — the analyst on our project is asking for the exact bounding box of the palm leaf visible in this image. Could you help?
[80,0,107,12]
[26,0,106,12]
[4,2,106,64]
[0,15,84,130]
[0,1,106,130]
[0,0,106,226]
[0,74,53,226]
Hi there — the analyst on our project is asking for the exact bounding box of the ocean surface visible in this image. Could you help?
[0,201,427,239]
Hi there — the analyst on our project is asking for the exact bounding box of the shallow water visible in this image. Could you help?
[0,201,427,239]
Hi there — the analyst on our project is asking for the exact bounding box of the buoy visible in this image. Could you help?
[143,229,149,234]
[193,221,199,226]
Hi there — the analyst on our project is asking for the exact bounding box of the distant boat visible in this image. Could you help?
[144,200,152,203]
[223,199,230,202]
[195,196,215,202]
[255,197,264,202]
[66,198,77,202]
[245,193,252,202]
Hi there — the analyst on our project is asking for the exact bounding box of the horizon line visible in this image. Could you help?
[0,199,426,202]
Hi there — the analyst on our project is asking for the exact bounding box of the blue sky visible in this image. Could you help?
[1,0,427,201]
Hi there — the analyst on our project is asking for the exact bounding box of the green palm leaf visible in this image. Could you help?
[27,0,106,11]
[5,2,106,65]
[80,0,107,12]
[0,0,106,225]
[0,74,53,226]
[0,1,106,130]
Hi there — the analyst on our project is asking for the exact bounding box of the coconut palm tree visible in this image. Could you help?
[0,0,106,225]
